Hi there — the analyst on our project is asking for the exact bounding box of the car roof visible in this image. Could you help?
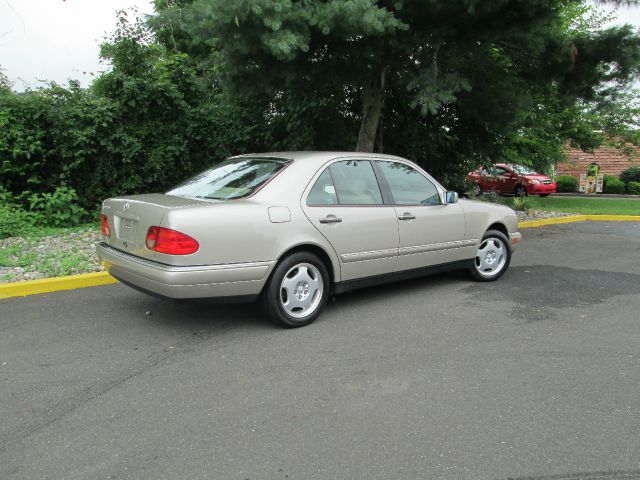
[230,151,410,163]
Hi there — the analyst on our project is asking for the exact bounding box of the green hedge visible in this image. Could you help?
[604,178,625,194]
[0,204,39,239]
[628,181,640,195]
[0,74,263,214]
[603,174,618,187]
[620,167,640,185]
[556,175,578,192]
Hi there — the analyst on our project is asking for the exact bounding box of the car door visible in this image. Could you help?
[493,165,516,194]
[302,159,400,281]
[479,166,496,191]
[374,160,471,271]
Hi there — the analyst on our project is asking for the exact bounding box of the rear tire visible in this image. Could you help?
[263,252,330,328]
[514,185,528,197]
[468,230,511,282]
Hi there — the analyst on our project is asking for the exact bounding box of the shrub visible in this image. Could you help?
[556,175,578,192]
[440,173,468,196]
[603,174,618,187]
[512,196,529,211]
[27,186,88,227]
[628,181,640,195]
[0,204,41,239]
[479,190,509,206]
[620,167,640,185]
[604,178,625,194]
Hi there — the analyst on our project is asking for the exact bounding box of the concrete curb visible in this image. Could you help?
[0,271,118,300]
[1,215,638,300]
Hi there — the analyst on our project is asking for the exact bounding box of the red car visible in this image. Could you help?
[466,163,556,196]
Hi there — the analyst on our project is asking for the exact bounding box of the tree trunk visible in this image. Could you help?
[356,66,385,153]
[375,112,383,153]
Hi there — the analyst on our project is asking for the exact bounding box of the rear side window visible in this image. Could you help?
[329,160,384,205]
[377,161,441,205]
[307,160,384,206]
[307,169,338,205]
[167,158,289,200]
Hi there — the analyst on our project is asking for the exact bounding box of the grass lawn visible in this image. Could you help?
[514,196,640,215]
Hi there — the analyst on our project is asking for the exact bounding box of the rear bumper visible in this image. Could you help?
[97,243,274,300]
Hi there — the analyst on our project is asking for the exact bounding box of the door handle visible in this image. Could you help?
[398,213,416,221]
[319,215,342,224]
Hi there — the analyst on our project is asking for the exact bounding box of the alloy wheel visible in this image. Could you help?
[474,237,508,279]
[279,263,324,318]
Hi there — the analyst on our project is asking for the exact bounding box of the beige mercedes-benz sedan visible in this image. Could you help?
[97,152,521,327]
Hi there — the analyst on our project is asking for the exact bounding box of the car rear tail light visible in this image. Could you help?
[145,227,199,255]
[100,214,111,237]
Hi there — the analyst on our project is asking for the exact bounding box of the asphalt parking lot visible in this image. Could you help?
[1,221,639,480]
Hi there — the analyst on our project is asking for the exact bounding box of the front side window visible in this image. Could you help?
[167,157,289,200]
[377,161,441,205]
[328,160,384,205]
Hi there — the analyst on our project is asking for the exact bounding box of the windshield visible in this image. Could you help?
[509,164,538,175]
[167,158,290,200]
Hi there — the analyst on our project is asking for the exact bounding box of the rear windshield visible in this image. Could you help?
[167,158,290,200]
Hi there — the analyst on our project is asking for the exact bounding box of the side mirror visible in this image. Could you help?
[445,191,459,204]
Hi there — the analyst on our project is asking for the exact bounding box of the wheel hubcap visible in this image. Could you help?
[475,238,507,278]
[280,263,323,318]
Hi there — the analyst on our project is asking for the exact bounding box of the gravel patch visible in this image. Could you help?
[516,209,579,222]
[0,227,104,284]
[0,210,579,284]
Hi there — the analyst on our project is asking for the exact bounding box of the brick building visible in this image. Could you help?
[558,144,639,180]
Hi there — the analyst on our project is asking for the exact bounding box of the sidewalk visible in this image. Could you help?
[551,192,640,199]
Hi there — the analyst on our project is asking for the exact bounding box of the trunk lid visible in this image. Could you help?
[101,194,212,259]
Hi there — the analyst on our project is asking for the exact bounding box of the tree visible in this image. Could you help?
[150,0,640,157]
[497,4,640,173]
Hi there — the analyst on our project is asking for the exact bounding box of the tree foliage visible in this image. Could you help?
[152,0,640,177]
[1,1,640,225]
[0,13,273,214]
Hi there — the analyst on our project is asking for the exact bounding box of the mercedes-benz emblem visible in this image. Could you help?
[124,202,130,211]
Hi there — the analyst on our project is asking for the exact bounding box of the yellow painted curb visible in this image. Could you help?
[519,214,640,229]
[583,214,640,222]
[0,271,118,300]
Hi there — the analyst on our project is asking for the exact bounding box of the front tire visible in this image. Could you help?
[263,252,330,328]
[469,230,511,282]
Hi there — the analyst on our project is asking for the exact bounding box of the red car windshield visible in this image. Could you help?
[509,164,538,175]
